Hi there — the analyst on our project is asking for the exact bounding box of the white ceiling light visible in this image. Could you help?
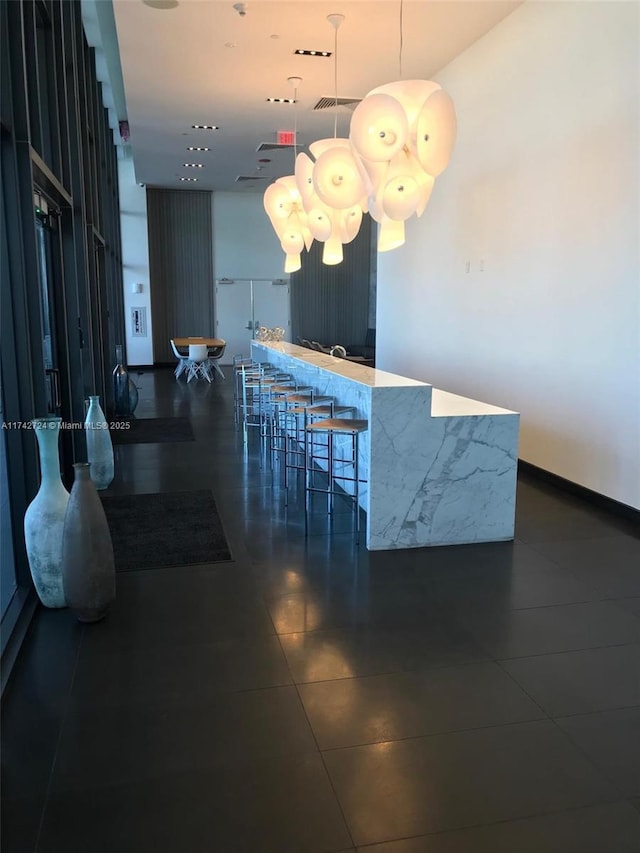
[263,77,311,274]
[348,2,457,252]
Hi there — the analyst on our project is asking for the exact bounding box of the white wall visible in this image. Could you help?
[213,191,287,280]
[118,156,153,365]
[377,1,639,510]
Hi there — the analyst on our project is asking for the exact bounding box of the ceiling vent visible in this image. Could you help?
[256,142,295,152]
[235,175,268,182]
[313,96,361,111]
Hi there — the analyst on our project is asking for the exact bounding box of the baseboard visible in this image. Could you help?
[518,459,640,524]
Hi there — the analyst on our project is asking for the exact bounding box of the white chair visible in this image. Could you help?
[207,342,226,381]
[187,344,212,382]
[170,339,190,379]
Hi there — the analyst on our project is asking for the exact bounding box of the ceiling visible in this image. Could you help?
[112,0,521,191]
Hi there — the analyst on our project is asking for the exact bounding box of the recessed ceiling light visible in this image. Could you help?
[266,98,296,104]
[294,49,331,57]
[179,177,198,182]
[183,163,204,168]
[191,125,219,130]
[187,147,210,151]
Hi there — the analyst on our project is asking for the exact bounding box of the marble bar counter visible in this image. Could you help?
[252,341,520,551]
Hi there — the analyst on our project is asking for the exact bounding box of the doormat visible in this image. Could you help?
[101,490,232,571]
[110,417,194,445]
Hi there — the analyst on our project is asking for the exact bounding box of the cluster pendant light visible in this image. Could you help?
[264,11,457,272]
[263,77,312,273]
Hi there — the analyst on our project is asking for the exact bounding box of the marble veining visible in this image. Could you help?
[252,341,520,551]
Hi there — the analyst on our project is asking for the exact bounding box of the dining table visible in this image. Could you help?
[173,337,225,349]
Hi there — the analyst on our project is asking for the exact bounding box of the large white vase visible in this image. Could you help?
[85,395,114,490]
[23,416,69,608]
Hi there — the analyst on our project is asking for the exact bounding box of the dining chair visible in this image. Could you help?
[187,344,212,382]
[170,339,190,380]
[207,342,226,380]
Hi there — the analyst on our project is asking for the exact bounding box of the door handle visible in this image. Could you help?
[245,320,253,330]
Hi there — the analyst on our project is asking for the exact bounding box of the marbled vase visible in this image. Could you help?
[85,395,114,490]
[23,417,69,608]
[61,463,115,623]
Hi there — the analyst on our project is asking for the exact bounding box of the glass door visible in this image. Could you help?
[214,279,291,359]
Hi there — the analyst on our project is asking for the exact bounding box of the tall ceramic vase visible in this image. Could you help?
[113,344,139,417]
[62,463,115,622]
[85,395,114,490]
[23,416,69,608]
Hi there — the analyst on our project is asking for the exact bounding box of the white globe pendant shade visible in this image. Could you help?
[276,174,303,202]
[382,174,421,221]
[369,79,441,128]
[280,227,304,256]
[378,218,405,252]
[307,206,333,241]
[313,146,366,210]
[284,253,301,273]
[264,182,293,221]
[309,137,350,159]
[350,93,408,162]
[415,89,457,177]
[381,149,429,221]
[337,205,363,243]
[295,153,316,205]
[322,235,344,265]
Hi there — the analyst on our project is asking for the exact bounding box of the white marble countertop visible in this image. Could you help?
[254,342,428,389]
[430,389,518,418]
[255,342,518,418]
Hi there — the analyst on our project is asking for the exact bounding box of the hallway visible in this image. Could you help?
[2,369,639,852]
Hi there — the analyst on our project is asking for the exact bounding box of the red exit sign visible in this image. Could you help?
[278,131,295,145]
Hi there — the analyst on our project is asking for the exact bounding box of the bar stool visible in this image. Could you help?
[304,417,368,542]
[266,383,314,458]
[273,393,334,497]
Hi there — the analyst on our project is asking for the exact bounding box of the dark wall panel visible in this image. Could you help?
[291,215,373,349]
[147,189,213,364]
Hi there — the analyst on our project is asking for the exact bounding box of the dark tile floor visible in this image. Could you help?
[2,369,640,853]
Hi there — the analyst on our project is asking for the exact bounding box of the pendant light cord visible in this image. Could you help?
[399,0,404,79]
[293,83,298,161]
[333,22,338,138]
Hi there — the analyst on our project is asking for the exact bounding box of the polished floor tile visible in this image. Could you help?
[3,370,638,853]
[355,800,640,852]
[38,754,353,853]
[531,535,640,598]
[515,505,633,543]
[461,600,640,659]
[279,623,489,684]
[70,634,293,710]
[501,644,640,716]
[555,707,640,796]
[299,662,543,749]
[50,686,317,794]
[79,565,275,653]
[324,720,619,846]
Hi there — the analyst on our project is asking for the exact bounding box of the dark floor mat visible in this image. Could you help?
[101,490,232,571]
[110,417,194,445]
